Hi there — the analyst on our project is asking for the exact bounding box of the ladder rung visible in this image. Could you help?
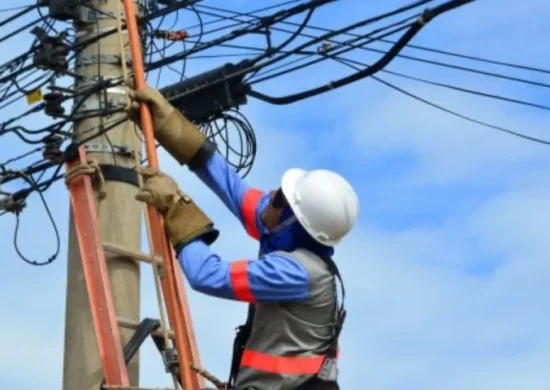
[103,242,162,265]
[117,317,174,339]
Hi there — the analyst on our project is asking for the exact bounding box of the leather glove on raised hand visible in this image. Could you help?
[135,167,219,248]
[127,82,213,168]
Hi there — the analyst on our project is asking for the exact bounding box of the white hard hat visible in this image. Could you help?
[281,168,359,246]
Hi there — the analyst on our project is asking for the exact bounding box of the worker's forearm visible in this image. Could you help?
[176,239,311,302]
[193,153,270,239]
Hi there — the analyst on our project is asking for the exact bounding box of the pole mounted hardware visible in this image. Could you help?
[31,27,70,72]
[42,0,89,21]
[160,60,251,124]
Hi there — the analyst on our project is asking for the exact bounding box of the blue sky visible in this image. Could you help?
[1,1,550,389]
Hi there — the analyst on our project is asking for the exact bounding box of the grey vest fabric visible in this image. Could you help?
[234,248,339,390]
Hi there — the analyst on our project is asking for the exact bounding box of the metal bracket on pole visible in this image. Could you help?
[72,81,128,117]
[75,54,132,68]
[76,7,126,23]
[76,0,145,23]
[73,95,127,117]
[75,27,127,40]
[84,143,137,157]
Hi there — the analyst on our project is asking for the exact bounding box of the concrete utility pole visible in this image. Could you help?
[63,1,143,388]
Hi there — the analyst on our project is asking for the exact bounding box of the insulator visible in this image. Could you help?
[0,195,26,214]
[43,134,64,163]
[43,91,65,118]
[31,27,70,71]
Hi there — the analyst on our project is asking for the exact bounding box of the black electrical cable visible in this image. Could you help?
[11,172,61,266]
[0,73,55,108]
[0,17,43,45]
[247,20,415,102]
[252,6,316,66]
[183,0,304,41]
[162,0,433,105]
[0,4,37,26]
[329,54,550,147]
[379,68,550,111]
[291,45,550,113]
[189,4,204,50]
[247,0,477,105]
[35,1,58,35]
[262,12,550,76]
[87,2,119,166]
[211,1,550,93]
[358,46,550,89]
[0,147,43,168]
[196,3,428,85]
[3,111,131,190]
[0,75,123,150]
[0,0,284,178]
[247,13,416,84]
[70,0,203,53]
[0,5,37,13]
[146,0,337,71]
[198,109,257,176]
[225,18,550,91]
[374,77,550,146]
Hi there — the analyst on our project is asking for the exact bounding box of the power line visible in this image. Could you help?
[329,55,550,147]
[280,18,550,75]
[379,68,550,111]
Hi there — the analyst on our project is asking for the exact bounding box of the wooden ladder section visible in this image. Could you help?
[63,0,204,388]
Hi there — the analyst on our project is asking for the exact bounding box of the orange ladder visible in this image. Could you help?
[65,144,205,389]
[62,0,206,388]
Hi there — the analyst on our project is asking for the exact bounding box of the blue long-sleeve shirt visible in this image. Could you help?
[175,153,311,303]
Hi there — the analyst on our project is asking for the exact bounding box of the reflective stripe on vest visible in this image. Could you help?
[240,349,329,375]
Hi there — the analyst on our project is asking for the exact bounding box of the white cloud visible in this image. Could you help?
[349,78,550,186]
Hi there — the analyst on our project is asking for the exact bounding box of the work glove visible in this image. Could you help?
[135,166,219,248]
[126,80,209,167]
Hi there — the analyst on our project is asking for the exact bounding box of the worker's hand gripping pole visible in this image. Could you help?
[121,1,202,389]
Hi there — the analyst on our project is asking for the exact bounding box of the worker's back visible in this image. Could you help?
[234,248,339,390]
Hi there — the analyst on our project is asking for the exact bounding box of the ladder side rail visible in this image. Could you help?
[121,0,202,388]
[65,146,130,386]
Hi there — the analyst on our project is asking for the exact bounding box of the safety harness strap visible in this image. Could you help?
[228,303,255,387]
[322,255,346,360]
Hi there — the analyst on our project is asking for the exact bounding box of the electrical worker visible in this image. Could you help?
[127,84,359,390]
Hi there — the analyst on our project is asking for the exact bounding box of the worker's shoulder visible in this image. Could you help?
[273,248,334,280]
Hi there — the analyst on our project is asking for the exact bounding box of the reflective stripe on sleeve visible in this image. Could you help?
[241,188,264,240]
[229,260,256,302]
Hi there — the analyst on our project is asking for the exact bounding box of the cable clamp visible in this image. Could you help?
[75,54,132,67]
[161,348,179,375]
[0,195,26,214]
[84,143,136,157]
